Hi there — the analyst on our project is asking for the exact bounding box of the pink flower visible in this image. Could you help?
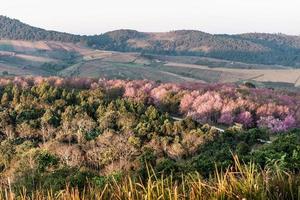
[218,112,234,125]
[258,115,296,133]
[283,115,296,129]
[236,111,253,127]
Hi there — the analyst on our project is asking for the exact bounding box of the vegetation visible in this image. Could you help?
[0,76,298,199]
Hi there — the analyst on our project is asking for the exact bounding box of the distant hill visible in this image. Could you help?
[237,33,300,49]
[93,30,267,53]
[90,30,300,67]
[0,15,81,43]
[1,15,300,67]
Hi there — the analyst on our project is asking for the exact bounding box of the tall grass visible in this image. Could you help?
[1,156,299,200]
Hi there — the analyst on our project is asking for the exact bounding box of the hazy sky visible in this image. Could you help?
[1,0,300,35]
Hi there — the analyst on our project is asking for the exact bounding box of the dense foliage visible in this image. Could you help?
[0,76,298,198]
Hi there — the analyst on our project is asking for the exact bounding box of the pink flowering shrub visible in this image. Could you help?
[258,115,296,133]
[218,112,234,125]
[236,111,253,128]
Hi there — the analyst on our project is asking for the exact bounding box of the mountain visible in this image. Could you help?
[1,15,300,67]
[93,30,267,53]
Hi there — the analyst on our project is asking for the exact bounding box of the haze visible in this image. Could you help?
[1,0,300,35]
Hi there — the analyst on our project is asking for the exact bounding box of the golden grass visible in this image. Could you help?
[0,155,299,200]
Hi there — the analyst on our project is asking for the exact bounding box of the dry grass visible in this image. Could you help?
[0,156,299,200]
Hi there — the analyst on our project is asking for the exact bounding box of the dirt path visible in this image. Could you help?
[160,71,206,83]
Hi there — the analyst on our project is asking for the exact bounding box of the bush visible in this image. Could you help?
[36,151,59,172]
[252,130,300,170]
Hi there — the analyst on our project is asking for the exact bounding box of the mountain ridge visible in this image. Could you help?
[1,15,300,66]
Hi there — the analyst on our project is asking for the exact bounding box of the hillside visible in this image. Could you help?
[1,16,300,67]
[93,30,268,53]
[238,33,300,49]
[91,30,300,66]
[0,16,81,43]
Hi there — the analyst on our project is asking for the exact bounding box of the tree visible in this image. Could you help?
[99,111,119,132]
[145,106,159,121]
[2,71,8,76]
[0,110,14,138]
[162,120,173,136]
[75,113,96,143]
[1,92,10,106]
[41,109,60,143]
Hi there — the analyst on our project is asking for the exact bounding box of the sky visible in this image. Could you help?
[1,0,300,35]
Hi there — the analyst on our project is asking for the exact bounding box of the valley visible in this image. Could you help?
[1,39,300,90]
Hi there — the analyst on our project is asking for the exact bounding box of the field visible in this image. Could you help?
[0,39,300,91]
[163,62,300,86]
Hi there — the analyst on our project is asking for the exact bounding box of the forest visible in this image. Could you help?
[0,76,299,199]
